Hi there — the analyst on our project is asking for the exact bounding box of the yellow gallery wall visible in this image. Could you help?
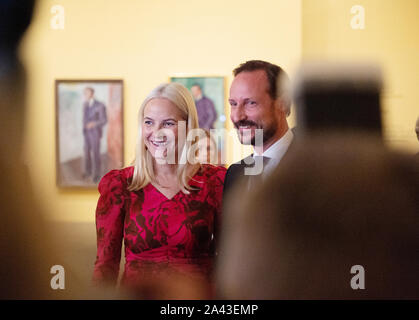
[19,0,419,224]
[20,0,302,223]
[302,0,419,152]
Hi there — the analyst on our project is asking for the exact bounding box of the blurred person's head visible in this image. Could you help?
[190,84,202,101]
[83,87,94,101]
[217,133,419,299]
[292,61,383,136]
[128,82,200,193]
[229,60,291,151]
[0,0,35,75]
[195,130,218,165]
[0,0,36,152]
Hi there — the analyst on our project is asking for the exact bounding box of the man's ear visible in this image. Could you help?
[275,97,290,117]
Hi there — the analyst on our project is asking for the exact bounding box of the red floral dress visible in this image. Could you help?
[92,164,226,293]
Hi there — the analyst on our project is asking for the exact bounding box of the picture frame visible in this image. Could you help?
[169,76,227,165]
[55,79,124,188]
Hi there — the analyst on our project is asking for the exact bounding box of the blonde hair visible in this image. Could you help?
[197,129,219,165]
[128,82,201,193]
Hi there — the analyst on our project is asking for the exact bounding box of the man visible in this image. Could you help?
[191,83,218,129]
[223,60,293,194]
[82,87,107,183]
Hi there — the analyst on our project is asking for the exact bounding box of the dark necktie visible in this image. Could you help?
[247,156,271,191]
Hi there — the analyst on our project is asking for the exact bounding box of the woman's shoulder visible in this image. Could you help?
[98,166,134,193]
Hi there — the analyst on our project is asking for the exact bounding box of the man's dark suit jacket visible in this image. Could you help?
[223,155,254,197]
[83,99,107,138]
[223,127,297,202]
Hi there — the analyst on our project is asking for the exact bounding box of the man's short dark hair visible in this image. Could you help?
[233,60,289,101]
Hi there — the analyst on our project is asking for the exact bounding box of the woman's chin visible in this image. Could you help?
[148,149,178,164]
[150,150,167,159]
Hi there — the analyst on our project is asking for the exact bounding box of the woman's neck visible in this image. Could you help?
[153,160,177,178]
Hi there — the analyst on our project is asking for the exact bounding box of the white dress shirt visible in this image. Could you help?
[253,128,294,176]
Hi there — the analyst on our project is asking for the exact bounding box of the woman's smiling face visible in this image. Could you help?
[142,98,186,162]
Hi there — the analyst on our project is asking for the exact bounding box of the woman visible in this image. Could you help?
[92,82,226,298]
[196,129,220,165]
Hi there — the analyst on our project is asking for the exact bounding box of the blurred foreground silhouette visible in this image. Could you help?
[218,133,419,299]
[217,62,419,299]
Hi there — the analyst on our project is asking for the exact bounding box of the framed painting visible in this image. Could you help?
[169,76,226,165]
[55,80,124,188]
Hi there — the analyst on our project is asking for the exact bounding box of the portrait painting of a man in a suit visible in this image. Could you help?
[82,87,107,183]
[56,80,123,187]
